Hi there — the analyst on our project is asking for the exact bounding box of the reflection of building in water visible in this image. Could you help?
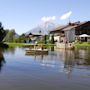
[78,48,90,59]
[0,51,5,72]
[34,54,56,68]
[35,49,76,78]
[75,48,90,65]
[63,50,75,79]
[25,48,90,79]
[34,54,47,61]
[60,48,90,78]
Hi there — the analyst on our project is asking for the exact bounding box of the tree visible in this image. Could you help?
[51,34,54,44]
[44,35,47,44]
[4,29,15,42]
[15,34,30,43]
[0,22,6,42]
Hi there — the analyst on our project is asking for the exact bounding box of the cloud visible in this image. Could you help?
[41,16,56,22]
[60,11,72,20]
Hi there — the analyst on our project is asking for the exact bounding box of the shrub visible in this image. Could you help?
[88,41,90,44]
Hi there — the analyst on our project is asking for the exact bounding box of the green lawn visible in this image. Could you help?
[75,42,90,47]
[4,43,32,47]
[4,42,55,47]
[5,42,90,47]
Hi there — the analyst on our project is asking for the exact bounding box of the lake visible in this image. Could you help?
[0,47,90,90]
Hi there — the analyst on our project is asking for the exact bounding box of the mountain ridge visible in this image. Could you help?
[25,22,59,35]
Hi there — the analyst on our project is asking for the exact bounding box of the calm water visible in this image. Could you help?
[0,47,90,90]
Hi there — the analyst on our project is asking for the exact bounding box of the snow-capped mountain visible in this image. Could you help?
[25,22,59,35]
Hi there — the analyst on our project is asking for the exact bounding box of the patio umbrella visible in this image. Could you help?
[79,34,90,37]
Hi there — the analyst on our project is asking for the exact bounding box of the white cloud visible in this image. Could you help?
[51,16,56,20]
[60,11,72,20]
[41,16,56,22]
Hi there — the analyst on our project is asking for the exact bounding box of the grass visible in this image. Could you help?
[4,42,90,48]
[5,42,90,47]
[4,42,32,47]
[4,42,55,47]
[75,42,90,47]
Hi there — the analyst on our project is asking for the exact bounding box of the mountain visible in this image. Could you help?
[14,32,19,37]
[25,22,59,35]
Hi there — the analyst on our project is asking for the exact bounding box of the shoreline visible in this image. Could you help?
[0,43,9,48]
[3,42,90,48]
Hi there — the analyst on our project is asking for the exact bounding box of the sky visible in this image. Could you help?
[0,0,90,35]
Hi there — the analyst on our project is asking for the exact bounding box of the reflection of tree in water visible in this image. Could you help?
[0,51,5,72]
[4,47,15,55]
[50,46,54,51]
[83,58,90,65]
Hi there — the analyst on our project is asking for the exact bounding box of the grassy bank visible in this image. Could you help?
[75,42,90,47]
[0,42,9,48]
[4,42,55,47]
[4,42,90,47]
[4,43,34,47]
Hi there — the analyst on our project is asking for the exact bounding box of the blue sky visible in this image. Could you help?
[0,0,90,34]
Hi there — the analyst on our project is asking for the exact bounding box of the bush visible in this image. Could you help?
[88,41,90,44]
[37,40,45,44]
[79,42,83,44]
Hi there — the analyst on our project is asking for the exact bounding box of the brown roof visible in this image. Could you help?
[50,21,89,32]
[50,25,69,32]
[63,25,77,31]
[63,21,88,31]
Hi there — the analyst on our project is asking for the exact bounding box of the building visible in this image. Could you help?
[50,21,90,43]
[28,32,43,42]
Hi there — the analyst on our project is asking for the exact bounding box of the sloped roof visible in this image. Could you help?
[50,21,90,32]
[28,32,44,36]
[50,25,68,32]
[63,21,88,31]
[63,25,77,31]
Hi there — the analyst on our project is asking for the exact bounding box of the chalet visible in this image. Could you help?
[50,21,90,43]
[28,32,43,42]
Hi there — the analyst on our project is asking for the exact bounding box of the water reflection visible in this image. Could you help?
[58,48,90,71]
[75,47,90,65]
[63,50,75,79]
[50,46,54,51]
[25,47,90,67]
[25,47,90,79]
[0,47,89,90]
[0,49,5,72]
[1,47,90,77]
[4,47,15,55]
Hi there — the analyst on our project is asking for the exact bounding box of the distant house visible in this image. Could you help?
[28,32,43,42]
[50,21,90,43]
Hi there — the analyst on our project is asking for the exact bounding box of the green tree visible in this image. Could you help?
[44,35,47,44]
[0,22,6,42]
[4,29,15,42]
[51,34,54,44]
[16,34,30,43]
